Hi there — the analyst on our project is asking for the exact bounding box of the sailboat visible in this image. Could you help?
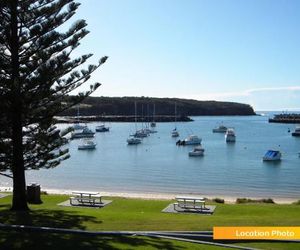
[171,102,179,137]
[127,101,142,145]
[150,103,156,127]
[73,105,87,130]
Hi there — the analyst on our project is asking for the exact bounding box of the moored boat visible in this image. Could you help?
[127,137,142,145]
[171,128,179,137]
[263,150,281,161]
[95,124,109,132]
[291,126,300,136]
[73,123,87,130]
[71,127,95,139]
[177,135,201,145]
[171,102,180,137]
[225,128,236,142]
[78,139,96,150]
[213,125,228,133]
[189,145,205,157]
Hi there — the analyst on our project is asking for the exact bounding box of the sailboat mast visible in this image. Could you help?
[175,102,177,129]
[134,101,137,131]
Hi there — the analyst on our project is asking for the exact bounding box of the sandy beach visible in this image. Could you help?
[0,186,298,204]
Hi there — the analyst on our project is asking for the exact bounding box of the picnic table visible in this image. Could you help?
[174,196,206,211]
[70,191,103,206]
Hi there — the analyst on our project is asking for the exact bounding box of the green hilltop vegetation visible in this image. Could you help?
[61,96,256,117]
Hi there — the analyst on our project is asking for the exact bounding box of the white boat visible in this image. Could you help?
[71,127,95,139]
[150,103,156,127]
[213,125,228,133]
[95,124,109,132]
[225,128,236,142]
[292,126,300,136]
[78,139,96,150]
[127,102,142,144]
[127,137,142,145]
[189,145,205,157]
[73,123,87,130]
[171,102,179,137]
[171,128,179,137]
[263,150,281,161]
[72,105,86,130]
[183,135,202,145]
[143,127,157,134]
[132,129,149,138]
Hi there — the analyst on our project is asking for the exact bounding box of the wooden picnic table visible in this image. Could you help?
[70,191,103,206]
[174,196,206,211]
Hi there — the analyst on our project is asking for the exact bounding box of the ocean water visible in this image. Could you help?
[1,112,300,199]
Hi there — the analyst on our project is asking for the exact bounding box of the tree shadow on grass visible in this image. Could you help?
[0,231,187,250]
[0,208,186,250]
[0,208,101,230]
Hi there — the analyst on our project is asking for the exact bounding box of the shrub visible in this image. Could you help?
[212,198,225,203]
[236,198,275,204]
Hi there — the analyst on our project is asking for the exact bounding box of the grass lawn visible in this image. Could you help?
[0,194,300,249]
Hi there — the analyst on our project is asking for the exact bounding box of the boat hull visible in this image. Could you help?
[226,136,236,142]
[189,152,204,156]
[292,132,300,136]
[71,133,95,139]
[96,127,109,132]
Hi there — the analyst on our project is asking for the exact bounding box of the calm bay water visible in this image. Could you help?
[1,112,300,199]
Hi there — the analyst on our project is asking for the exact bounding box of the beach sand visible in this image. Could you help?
[0,186,298,204]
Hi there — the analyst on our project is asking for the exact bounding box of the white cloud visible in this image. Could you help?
[183,86,300,101]
[179,85,300,110]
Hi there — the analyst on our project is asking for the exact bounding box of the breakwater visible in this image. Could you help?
[55,115,193,123]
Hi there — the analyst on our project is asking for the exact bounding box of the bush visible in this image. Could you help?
[236,198,275,204]
[212,198,225,203]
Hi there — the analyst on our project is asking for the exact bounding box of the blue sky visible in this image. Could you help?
[71,0,300,111]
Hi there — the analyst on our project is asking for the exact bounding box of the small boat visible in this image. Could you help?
[225,128,236,142]
[73,123,87,130]
[189,145,205,157]
[185,135,202,145]
[127,137,142,145]
[291,126,300,136]
[132,129,149,138]
[95,124,109,132]
[71,127,95,139]
[171,102,180,137]
[213,125,228,133]
[177,135,201,145]
[171,128,179,137]
[263,150,281,161]
[127,102,143,144]
[142,128,157,134]
[151,103,156,127]
[78,139,96,150]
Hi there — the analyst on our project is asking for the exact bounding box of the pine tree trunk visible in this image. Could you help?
[11,127,28,211]
[10,0,29,211]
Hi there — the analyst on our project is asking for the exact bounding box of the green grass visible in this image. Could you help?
[0,194,300,249]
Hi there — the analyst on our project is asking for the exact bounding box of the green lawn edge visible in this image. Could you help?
[0,193,299,250]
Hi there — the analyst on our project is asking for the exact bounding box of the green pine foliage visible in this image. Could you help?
[0,0,107,210]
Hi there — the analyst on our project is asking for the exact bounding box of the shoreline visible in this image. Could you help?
[1,186,298,204]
